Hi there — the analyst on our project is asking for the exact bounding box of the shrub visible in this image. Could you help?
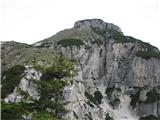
[105,86,121,98]
[139,115,158,120]
[136,50,160,59]
[1,65,25,98]
[1,102,33,120]
[130,88,160,108]
[130,89,140,108]
[1,102,65,120]
[84,90,103,105]
[57,38,84,47]
[2,55,75,120]
[33,55,76,118]
[109,31,127,42]
[94,90,103,104]
[32,112,65,120]
[105,86,121,108]
[145,89,160,103]
[84,91,97,105]
[106,29,160,59]
[92,28,107,36]
[109,97,121,108]
[105,87,115,97]
[134,38,160,59]
[93,28,160,60]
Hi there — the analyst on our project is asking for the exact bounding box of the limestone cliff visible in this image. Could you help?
[1,19,160,120]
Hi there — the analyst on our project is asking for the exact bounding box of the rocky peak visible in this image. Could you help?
[2,19,160,120]
[74,18,122,32]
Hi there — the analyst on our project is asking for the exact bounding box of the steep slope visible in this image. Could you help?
[1,19,160,120]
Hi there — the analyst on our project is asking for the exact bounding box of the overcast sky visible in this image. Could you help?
[0,0,160,49]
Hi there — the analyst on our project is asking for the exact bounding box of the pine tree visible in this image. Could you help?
[33,55,76,118]
[1,55,76,120]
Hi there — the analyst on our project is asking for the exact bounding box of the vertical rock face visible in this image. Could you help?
[2,19,160,120]
[55,19,160,120]
[59,41,160,120]
[4,66,41,103]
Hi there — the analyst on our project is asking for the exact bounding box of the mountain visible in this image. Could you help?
[1,19,160,120]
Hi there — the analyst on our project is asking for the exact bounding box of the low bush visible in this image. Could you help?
[84,91,97,105]
[1,102,33,120]
[57,38,84,47]
[94,90,103,104]
[130,89,140,108]
[84,90,103,105]
[145,89,160,103]
[1,65,25,98]
[136,50,160,59]
[139,115,158,120]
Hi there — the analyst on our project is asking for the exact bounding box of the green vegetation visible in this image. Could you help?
[105,86,121,98]
[134,38,160,59]
[130,89,140,108]
[105,87,115,97]
[84,90,103,105]
[139,115,158,120]
[57,38,84,47]
[32,112,65,120]
[1,102,65,120]
[2,41,32,50]
[94,90,103,104]
[136,50,160,59]
[105,86,121,108]
[92,28,126,44]
[33,55,76,118]
[92,28,107,36]
[2,55,76,120]
[84,91,97,105]
[32,112,53,120]
[145,89,160,103]
[1,102,33,120]
[2,46,58,73]
[130,87,160,109]
[110,97,121,108]
[107,29,138,43]
[105,113,114,120]
[106,29,160,59]
[1,65,25,98]
[108,30,127,43]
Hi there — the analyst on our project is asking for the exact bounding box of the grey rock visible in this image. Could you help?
[137,101,160,117]
[2,19,160,120]
[74,19,122,32]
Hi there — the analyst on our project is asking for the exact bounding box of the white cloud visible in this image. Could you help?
[0,0,160,49]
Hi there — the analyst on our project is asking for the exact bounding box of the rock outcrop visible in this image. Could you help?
[74,19,121,32]
[1,19,160,120]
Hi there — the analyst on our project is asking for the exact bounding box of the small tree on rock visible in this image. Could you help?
[33,55,76,118]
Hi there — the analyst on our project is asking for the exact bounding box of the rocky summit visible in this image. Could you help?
[1,19,160,120]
